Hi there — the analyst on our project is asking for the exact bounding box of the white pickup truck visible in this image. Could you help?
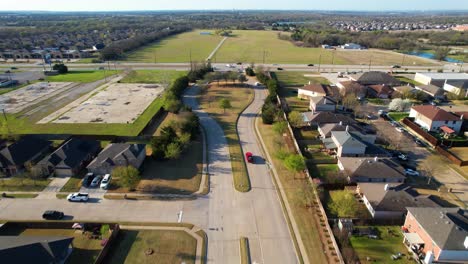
[67,192,89,202]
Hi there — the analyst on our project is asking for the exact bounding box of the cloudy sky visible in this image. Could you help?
[2,0,468,11]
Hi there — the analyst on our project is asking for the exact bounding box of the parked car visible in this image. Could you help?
[390,121,398,127]
[245,152,253,163]
[90,175,102,187]
[404,168,420,176]
[100,174,111,189]
[307,64,314,66]
[42,210,64,220]
[277,67,283,70]
[391,65,401,69]
[254,82,261,86]
[415,139,424,146]
[398,154,408,161]
[67,192,89,202]
[395,127,404,133]
[82,173,95,187]
[236,62,242,65]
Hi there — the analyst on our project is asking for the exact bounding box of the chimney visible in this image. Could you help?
[339,121,343,126]
[374,156,378,162]
[345,125,349,132]
[384,184,389,191]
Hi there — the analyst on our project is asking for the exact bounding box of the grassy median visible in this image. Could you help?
[199,82,253,192]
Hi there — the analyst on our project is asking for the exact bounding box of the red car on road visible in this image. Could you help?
[245,152,253,163]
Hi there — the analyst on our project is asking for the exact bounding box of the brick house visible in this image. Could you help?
[409,105,463,134]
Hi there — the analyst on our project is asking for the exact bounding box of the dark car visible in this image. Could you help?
[277,67,284,71]
[82,173,95,187]
[391,65,401,69]
[236,62,242,65]
[42,210,64,220]
[307,64,314,66]
[10,67,18,70]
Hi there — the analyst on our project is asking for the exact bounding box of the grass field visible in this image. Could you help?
[199,82,253,192]
[104,229,197,264]
[396,76,424,86]
[0,178,51,192]
[350,226,413,264]
[387,112,409,122]
[257,120,330,263]
[308,164,340,180]
[126,30,223,63]
[273,71,330,86]
[334,48,435,66]
[120,70,187,84]
[45,70,120,82]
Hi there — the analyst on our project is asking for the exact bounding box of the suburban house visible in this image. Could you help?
[301,111,354,127]
[444,80,468,97]
[298,83,327,99]
[87,143,146,175]
[402,207,468,264]
[322,128,379,158]
[414,72,468,87]
[0,236,73,263]
[409,105,463,134]
[336,81,367,100]
[393,85,417,97]
[356,183,439,220]
[367,84,394,99]
[35,138,100,177]
[454,112,468,136]
[349,71,401,86]
[414,84,445,100]
[309,96,336,112]
[0,136,51,177]
[337,157,406,183]
[318,122,374,138]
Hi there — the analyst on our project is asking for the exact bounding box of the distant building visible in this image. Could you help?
[452,24,468,31]
[414,72,468,87]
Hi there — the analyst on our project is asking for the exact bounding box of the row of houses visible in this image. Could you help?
[0,136,146,178]
[0,47,102,60]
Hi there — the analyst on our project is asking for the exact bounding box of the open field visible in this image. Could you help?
[0,82,75,113]
[104,229,197,264]
[273,71,330,86]
[126,30,223,63]
[52,83,164,124]
[199,82,253,192]
[334,48,436,66]
[350,226,413,264]
[120,70,187,84]
[46,70,120,82]
[0,226,111,264]
[257,120,331,263]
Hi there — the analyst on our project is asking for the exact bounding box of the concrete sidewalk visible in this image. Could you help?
[36,176,70,199]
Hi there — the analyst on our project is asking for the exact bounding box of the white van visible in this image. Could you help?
[100,174,111,190]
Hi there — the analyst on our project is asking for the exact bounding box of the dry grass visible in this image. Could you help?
[449,147,468,160]
[199,82,253,192]
[334,48,436,66]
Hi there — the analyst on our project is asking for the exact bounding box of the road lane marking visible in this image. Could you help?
[177,210,183,223]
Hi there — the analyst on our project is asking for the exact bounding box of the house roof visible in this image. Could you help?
[310,96,337,105]
[302,111,355,125]
[393,85,416,93]
[358,183,439,212]
[440,126,456,134]
[368,84,394,96]
[337,81,365,91]
[415,84,444,96]
[0,136,50,167]
[416,72,468,80]
[299,84,326,95]
[331,131,367,149]
[319,123,371,138]
[406,207,468,251]
[40,138,100,169]
[355,71,401,86]
[0,236,73,263]
[338,157,406,181]
[411,105,460,122]
[87,143,146,170]
[454,112,468,121]
[445,80,468,89]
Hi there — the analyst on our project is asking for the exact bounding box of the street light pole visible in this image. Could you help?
[318,54,322,73]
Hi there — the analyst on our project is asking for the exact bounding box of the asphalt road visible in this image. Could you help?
[236,81,298,263]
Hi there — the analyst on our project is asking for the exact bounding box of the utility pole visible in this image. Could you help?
[460,54,465,72]
[401,54,406,67]
[368,55,373,72]
[318,54,322,73]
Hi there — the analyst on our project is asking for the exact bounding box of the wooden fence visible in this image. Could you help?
[401,117,439,146]
[435,146,468,167]
[94,224,120,264]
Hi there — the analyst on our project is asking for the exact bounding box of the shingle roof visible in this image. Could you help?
[338,157,406,181]
[299,84,326,95]
[358,183,439,212]
[416,84,444,96]
[407,207,468,251]
[0,136,50,167]
[310,96,336,105]
[332,131,367,149]
[302,111,354,125]
[0,236,73,263]
[368,84,394,96]
[87,143,145,170]
[41,138,100,169]
[412,105,460,121]
[356,71,401,86]
[417,72,468,80]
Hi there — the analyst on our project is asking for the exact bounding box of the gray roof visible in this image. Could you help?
[310,96,336,106]
[446,80,468,89]
[331,131,367,149]
[407,207,468,251]
[87,143,146,169]
[0,136,50,167]
[0,236,73,263]
[416,84,444,96]
[339,157,406,181]
[358,183,439,212]
[319,123,371,138]
[417,72,468,80]
[356,71,401,86]
[39,138,100,169]
[302,111,354,125]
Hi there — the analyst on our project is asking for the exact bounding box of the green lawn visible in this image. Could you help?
[104,230,197,264]
[0,178,51,192]
[125,30,223,63]
[60,174,84,193]
[396,76,424,87]
[273,71,330,87]
[45,70,120,82]
[308,164,339,180]
[120,70,187,84]
[214,30,347,64]
[387,112,409,122]
[350,226,413,264]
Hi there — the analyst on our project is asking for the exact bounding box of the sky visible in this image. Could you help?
[1,0,468,12]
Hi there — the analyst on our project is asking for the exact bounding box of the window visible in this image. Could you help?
[444,121,448,124]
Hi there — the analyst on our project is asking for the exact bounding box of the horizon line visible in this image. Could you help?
[1,9,468,13]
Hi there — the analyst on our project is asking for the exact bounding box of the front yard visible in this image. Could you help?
[0,177,51,192]
[350,226,413,264]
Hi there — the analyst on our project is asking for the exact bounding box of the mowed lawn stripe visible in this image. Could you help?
[126,30,223,63]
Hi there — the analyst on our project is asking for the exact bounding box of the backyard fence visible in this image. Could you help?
[401,117,439,146]
[94,224,120,264]
[435,146,468,167]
